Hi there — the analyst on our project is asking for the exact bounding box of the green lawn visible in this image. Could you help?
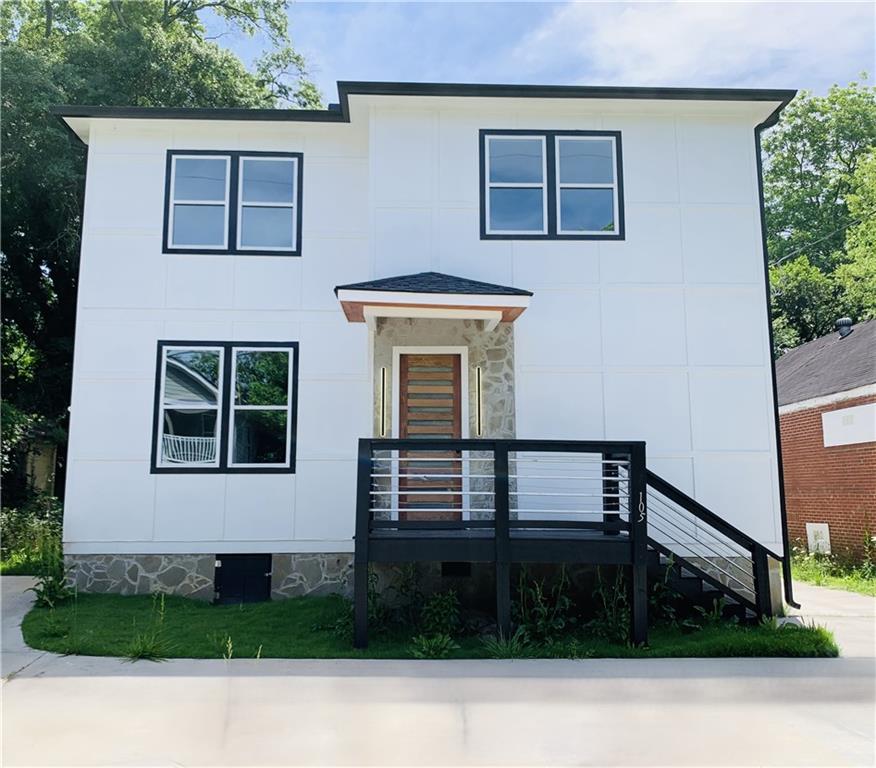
[22,593,838,660]
[792,551,876,597]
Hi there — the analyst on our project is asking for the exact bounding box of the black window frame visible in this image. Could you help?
[479,129,625,241]
[162,150,304,257]
[151,340,300,474]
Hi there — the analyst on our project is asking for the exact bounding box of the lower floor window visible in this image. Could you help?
[153,341,298,473]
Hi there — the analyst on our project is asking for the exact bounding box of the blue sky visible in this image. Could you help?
[217,1,874,103]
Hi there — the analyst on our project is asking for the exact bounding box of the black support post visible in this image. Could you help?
[752,544,771,619]
[353,439,372,649]
[628,443,648,646]
[494,443,511,638]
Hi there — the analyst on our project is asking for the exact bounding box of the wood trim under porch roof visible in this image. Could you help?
[334,271,532,331]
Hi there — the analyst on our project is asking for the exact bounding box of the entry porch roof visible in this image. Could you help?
[334,271,532,331]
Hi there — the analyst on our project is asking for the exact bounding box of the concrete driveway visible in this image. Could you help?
[2,576,873,767]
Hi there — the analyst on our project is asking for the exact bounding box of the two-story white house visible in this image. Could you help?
[54,82,796,630]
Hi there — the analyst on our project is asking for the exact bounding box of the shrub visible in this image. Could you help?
[481,627,532,659]
[410,633,459,659]
[419,590,460,636]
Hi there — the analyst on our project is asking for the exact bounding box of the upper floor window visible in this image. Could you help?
[164,151,302,256]
[152,340,299,473]
[480,130,624,240]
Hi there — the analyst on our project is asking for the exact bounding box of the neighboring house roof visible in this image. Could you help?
[334,271,533,297]
[776,319,876,406]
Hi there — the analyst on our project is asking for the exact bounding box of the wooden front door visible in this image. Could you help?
[398,353,463,521]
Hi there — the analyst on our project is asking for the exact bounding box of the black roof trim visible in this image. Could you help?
[334,271,533,297]
[52,81,797,131]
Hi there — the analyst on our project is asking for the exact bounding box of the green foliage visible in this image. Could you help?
[409,633,459,659]
[419,589,460,636]
[27,534,73,608]
[124,593,170,662]
[764,79,876,350]
[514,565,575,642]
[480,627,532,659]
[0,494,63,573]
[764,79,876,270]
[649,554,679,626]
[769,256,839,346]
[586,567,629,643]
[21,592,839,659]
[1,0,320,503]
[792,540,876,596]
[835,150,876,322]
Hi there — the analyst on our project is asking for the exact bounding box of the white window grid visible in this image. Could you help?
[555,135,619,236]
[227,346,295,469]
[157,345,224,468]
[484,135,549,235]
[236,156,298,252]
[167,155,231,249]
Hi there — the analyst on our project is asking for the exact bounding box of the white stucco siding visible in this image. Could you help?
[64,96,783,555]
[64,117,372,554]
[365,100,781,551]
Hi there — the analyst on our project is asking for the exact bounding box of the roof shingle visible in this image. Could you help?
[334,271,533,297]
[775,319,876,406]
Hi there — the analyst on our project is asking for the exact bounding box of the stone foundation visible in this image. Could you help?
[65,554,215,600]
[65,553,357,602]
[270,554,354,598]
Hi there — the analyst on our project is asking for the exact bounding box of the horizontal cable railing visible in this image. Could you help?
[361,440,642,532]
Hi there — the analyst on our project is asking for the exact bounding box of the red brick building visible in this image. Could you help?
[776,319,876,558]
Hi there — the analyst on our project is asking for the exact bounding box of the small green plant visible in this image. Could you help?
[542,636,596,659]
[481,626,532,659]
[586,567,629,643]
[694,597,730,627]
[27,535,73,608]
[409,633,459,659]
[391,563,423,627]
[514,565,575,642]
[124,593,169,662]
[419,590,460,636]
[207,630,236,659]
[649,554,679,626]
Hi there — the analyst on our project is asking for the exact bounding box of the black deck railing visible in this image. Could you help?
[353,438,783,648]
[354,438,648,647]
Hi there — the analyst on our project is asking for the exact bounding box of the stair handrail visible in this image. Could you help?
[645,470,782,561]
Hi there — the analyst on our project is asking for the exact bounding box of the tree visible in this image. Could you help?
[835,150,876,322]
[1,0,319,504]
[769,256,838,348]
[763,79,876,353]
[763,79,876,271]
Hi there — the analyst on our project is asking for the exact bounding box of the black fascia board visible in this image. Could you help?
[52,81,797,145]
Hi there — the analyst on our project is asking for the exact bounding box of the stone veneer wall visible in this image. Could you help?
[271,554,353,598]
[65,553,356,601]
[65,554,215,600]
[372,318,516,439]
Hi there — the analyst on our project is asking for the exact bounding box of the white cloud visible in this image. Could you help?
[515,1,875,90]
